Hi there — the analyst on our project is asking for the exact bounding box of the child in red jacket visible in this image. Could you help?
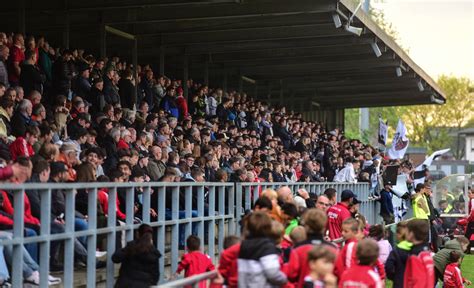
[303,245,337,288]
[334,218,386,282]
[285,209,337,288]
[444,251,472,288]
[215,235,241,288]
[403,219,435,288]
[174,235,215,288]
[339,239,383,288]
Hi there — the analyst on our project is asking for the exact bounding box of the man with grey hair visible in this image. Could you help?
[11,99,32,137]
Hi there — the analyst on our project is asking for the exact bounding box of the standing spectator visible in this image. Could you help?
[139,69,154,108]
[103,68,120,105]
[385,221,411,288]
[52,49,74,98]
[368,224,392,264]
[327,189,354,241]
[72,63,91,98]
[8,33,25,86]
[175,87,188,120]
[0,45,9,87]
[87,77,104,114]
[160,86,179,118]
[20,49,43,96]
[379,183,395,224]
[118,69,135,110]
[38,40,52,85]
[112,224,161,288]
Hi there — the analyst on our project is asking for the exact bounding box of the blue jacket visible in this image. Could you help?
[380,189,394,216]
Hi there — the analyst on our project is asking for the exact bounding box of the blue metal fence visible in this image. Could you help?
[0,181,376,287]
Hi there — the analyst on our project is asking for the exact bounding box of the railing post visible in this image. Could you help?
[63,189,76,288]
[229,184,236,235]
[171,186,180,274]
[125,187,135,242]
[106,187,117,288]
[197,186,205,245]
[142,185,151,224]
[12,189,24,288]
[208,186,216,263]
[39,188,52,288]
[218,186,225,250]
[157,185,166,283]
[87,188,98,287]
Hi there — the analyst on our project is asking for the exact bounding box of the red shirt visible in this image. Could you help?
[176,251,215,288]
[444,263,464,288]
[8,45,24,83]
[176,96,189,118]
[97,188,126,220]
[285,239,338,288]
[1,190,40,226]
[334,238,386,280]
[339,264,383,288]
[218,244,240,288]
[117,139,130,150]
[9,137,34,161]
[327,202,351,241]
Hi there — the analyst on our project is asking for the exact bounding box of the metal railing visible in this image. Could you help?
[0,181,375,287]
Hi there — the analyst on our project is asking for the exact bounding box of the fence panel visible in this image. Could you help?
[0,181,378,287]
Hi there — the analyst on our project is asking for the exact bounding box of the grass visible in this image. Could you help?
[385,254,474,287]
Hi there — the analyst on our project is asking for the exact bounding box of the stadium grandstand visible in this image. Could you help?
[0,0,461,287]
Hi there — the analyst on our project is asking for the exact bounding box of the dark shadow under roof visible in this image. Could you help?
[1,0,446,109]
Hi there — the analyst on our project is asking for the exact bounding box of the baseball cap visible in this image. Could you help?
[341,189,356,201]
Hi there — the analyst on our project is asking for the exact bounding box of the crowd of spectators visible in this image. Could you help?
[0,31,473,287]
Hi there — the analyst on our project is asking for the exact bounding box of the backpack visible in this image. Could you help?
[403,251,435,288]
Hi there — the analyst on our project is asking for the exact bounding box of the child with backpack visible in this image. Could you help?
[403,219,435,288]
[339,239,384,287]
[443,251,472,288]
[303,245,337,288]
[173,235,215,288]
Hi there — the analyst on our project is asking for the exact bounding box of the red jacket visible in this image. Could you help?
[403,250,435,288]
[9,137,34,161]
[218,244,240,288]
[444,263,465,288]
[285,235,338,288]
[0,166,13,181]
[327,202,351,241]
[176,251,215,288]
[117,139,130,150]
[1,190,40,226]
[334,238,386,280]
[176,96,189,119]
[97,188,126,220]
[339,264,383,288]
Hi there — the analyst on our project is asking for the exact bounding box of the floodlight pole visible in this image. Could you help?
[359,0,370,137]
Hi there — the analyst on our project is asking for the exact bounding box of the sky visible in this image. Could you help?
[371,0,474,80]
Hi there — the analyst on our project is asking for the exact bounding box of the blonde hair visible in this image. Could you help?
[262,189,278,201]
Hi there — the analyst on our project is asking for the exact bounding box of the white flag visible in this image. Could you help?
[413,148,450,186]
[378,118,388,146]
[388,119,409,159]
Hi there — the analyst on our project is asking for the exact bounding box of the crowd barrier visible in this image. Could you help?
[0,181,377,287]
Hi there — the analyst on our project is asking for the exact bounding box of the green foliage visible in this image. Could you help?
[345,76,474,157]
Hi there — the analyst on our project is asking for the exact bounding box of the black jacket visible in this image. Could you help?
[112,240,161,288]
[52,58,73,95]
[118,78,135,109]
[385,245,411,288]
[103,76,120,105]
[20,63,43,96]
[87,87,104,114]
[10,111,31,138]
[72,76,91,98]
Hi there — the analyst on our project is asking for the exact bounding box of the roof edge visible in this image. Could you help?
[339,0,446,102]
